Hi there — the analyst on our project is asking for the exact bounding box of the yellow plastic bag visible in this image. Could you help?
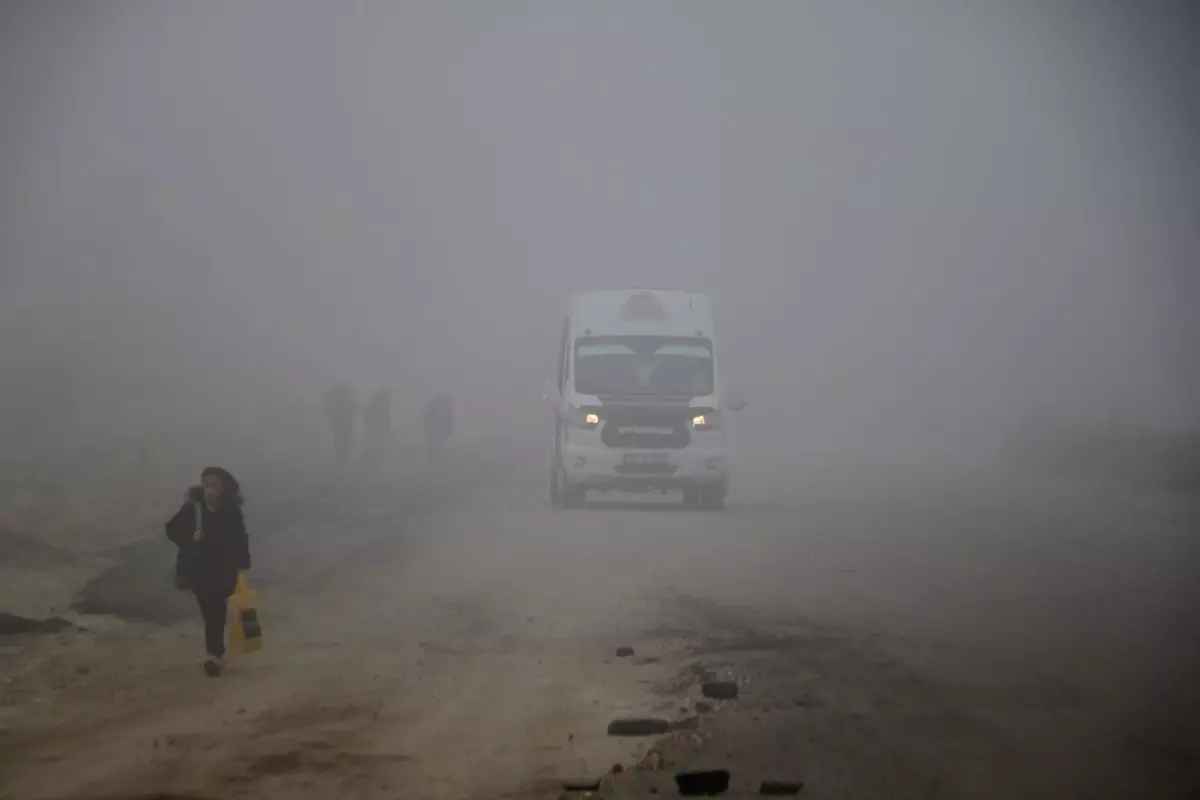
[227,572,263,655]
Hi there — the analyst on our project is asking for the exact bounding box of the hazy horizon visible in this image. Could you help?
[2,2,1197,459]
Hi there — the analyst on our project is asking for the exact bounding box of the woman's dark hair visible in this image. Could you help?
[201,466,245,507]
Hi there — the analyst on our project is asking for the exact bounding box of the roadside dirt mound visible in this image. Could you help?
[0,525,101,619]
[0,612,75,636]
[72,537,195,624]
[0,526,75,568]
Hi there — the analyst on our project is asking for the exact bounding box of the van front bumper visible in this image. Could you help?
[560,443,729,492]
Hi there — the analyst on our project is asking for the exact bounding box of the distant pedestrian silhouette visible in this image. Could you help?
[324,384,357,463]
[423,394,453,463]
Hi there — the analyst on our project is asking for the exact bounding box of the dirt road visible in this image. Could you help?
[2,439,1198,799]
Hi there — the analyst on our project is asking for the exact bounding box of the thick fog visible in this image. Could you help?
[2,2,1197,462]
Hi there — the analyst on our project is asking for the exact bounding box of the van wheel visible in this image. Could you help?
[562,482,586,509]
[553,463,585,509]
[682,489,702,508]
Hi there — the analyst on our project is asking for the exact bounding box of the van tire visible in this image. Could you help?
[683,489,702,508]
[554,462,585,509]
[701,487,726,511]
[562,482,586,509]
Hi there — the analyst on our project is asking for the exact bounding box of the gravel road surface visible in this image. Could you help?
[2,438,1197,799]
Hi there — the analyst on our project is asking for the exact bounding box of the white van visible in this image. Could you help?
[546,289,744,509]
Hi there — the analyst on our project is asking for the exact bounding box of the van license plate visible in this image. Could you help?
[624,453,669,465]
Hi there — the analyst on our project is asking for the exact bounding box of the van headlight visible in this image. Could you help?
[691,412,721,431]
[567,407,600,430]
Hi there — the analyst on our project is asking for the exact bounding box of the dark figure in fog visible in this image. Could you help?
[324,384,358,463]
[166,467,251,678]
[363,387,394,465]
[423,393,454,462]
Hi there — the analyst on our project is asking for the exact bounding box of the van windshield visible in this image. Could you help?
[574,336,714,397]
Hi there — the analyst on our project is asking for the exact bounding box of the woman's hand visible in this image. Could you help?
[192,529,204,543]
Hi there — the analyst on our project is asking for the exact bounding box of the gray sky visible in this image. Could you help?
[1,1,1197,450]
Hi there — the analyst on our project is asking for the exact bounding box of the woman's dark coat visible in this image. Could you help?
[166,501,251,598]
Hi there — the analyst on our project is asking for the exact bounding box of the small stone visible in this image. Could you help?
[701,680,739,700]
[561,779,601,792]
[607,718,671,736]
[76,665,90,676]
[616,646,635,658]
[611,763,624,774]
[675,769,730,795]
[695,701,713,713]
[760,779,804,795]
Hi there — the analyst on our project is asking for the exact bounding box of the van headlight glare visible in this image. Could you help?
[567,408,600,430]
[691,412,721,430]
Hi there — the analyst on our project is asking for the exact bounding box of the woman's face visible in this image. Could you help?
[201,474,224,507]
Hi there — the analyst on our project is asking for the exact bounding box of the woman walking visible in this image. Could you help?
[166,466,251,677]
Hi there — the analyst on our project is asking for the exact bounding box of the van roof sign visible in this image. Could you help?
[620,292,668,322]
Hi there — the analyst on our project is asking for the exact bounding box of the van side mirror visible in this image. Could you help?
[725,389,746,412]
[542,380,560,409]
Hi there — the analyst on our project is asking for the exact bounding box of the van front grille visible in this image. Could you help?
[600,406,693,450]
